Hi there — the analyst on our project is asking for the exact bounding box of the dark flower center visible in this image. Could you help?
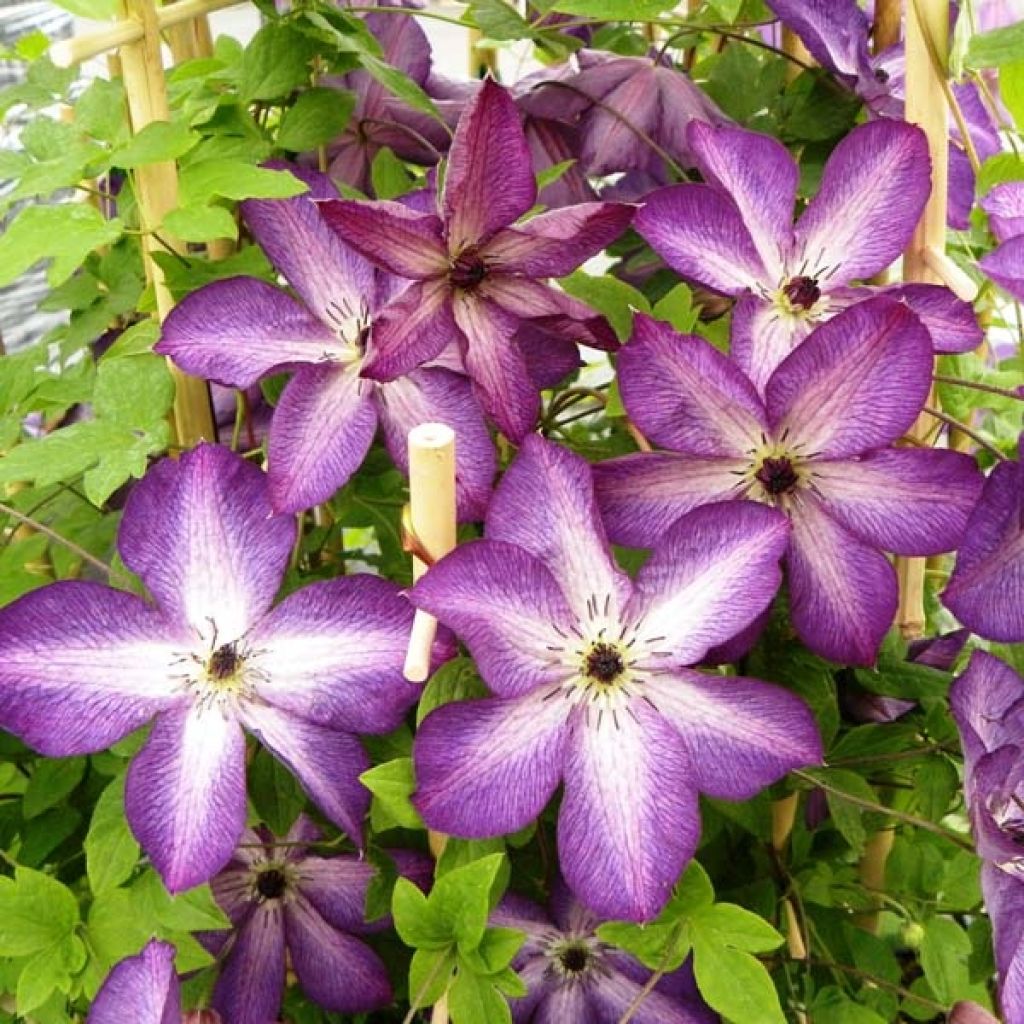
[782,275,821,310]
[449,249,487,290]
[558,943,591,974]
[874,67,890,83]
[256,868,287,900]
[755,457,800,496]
[585,642,625,685]
[208,643,241,680]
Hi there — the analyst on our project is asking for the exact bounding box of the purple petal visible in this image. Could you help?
[559,702,699,922]
[635,183,768,296]
[767,297,933,458]
[486,434,632,619]
[533,986,591,1024]
[943,458,1024,643]
[248,574,422,733]
[126,705,248,892]
[787,495,897,666]
[0,581,182,756]
[730,292,813,396]
[377,367,496,522]
[687,120,795,281]
[414,690,568,837]
[317,198,447,279]
[812,448,982,555]
[285,894,392,1012]
[119,444,296,641]
[517,322,582,390]
[266,363,378,514]
[627,501,790,666]
[982,182,1024,243]
[89,940,180,1024]
[794,120,930,285]
[763,0,875,85]
[880,283,983,354]
[617,313,767,455]
[444,79,536,251]
[982,864,1024,1024]
[411,539,575,699]
[452,292,540,442]
[210,903,286,1024]
[947,143,976,231]
[950,650,1024,772]
[588,965,713,1024]
[982,237,1024,303]
[483,203,634,278]
[157,277,340,389]
[594,453,748,549]
[240,702,370,846]
[645,669,821,801]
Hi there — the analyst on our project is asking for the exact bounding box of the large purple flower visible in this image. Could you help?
[943,438,1024,642]
[318,79,634,441]
[492,887,715,1023]
[157,164,494,518]
[980,183,1024,302]
[410,434,821,921]
[594,302,982,666]
[204,816,431,1024]
[0,444,443,891]
[90,940,191,1024]
[635,119,981,391]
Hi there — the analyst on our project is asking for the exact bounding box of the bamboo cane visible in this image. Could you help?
[771,794,808,1023]
[873,0,902,52]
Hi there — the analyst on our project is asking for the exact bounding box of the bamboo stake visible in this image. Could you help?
[873,0,902,52]
[781,25,813,82]
[771,794,808,1023]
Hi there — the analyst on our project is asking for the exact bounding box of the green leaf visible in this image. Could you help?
[278,87,356,151]
[359,54,442,121]
[417,657,489,725]
[16,936,81,1015]
[110,121,198,168]
[977,152,1024,194]
[393,877,452,950]
[0,866,79,957]
[371,146,416,200]
[239,21,317,101]
[163,204,238,242]
[536,158,576,191]
[248,747,306,836]
[468,0,535,41]
[810,987,889,1024]
[433,853,507,953]
[913,756,959,821]
[360,757,424,830]
[652,282,699,333]
[74,78,126,142]
[920,917,971,1003]
[689,904,784,954]
[551,0,676,15]
[692,936,786,1024]
[23,757,85,818]
[1001,62,1024,129]
[0,204,123,287]
[179,160,308,205]
[967,21,1024,68]
[449,968,512,1024]
[93,353,174,428]
[811,767,879,852]
[102,319,160,359]
[86,774,141,896]
[409,947,457,1009]
[559,270,650,341]
[50,0,118,20]
[459,927,525,976]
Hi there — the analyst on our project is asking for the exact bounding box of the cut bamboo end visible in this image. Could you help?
[403,424,457,682]
[771,793,800,853]
[922,245,980,302]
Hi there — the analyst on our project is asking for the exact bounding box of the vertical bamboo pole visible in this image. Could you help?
[119,0,215,448]
[873,0,903,52]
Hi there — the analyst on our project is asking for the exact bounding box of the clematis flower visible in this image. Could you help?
[943,437,1024,642]
[0,443,444,891]
[492,886,715,1023]
[594,302,982,666]
[90,940,194,1024]
[410,434,821,921]
[980,183,1024,302]
[157,164,495,518]
[204,816,432,1024]
[317,79,634,441]
[635,119,982,391]
[950,652,1024,1022]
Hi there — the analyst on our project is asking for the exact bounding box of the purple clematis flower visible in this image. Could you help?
[203,816,432,1024]
[157,164,495,518]
[594,302,983,666]
[0,443,445,892]
[317,79,634,441]
[492,885,716,1023]
[980,183,1024,302]
[943,437,1024,642]
[636,119,981,392]
[950,652,1024,1022]
[409,434,821,921]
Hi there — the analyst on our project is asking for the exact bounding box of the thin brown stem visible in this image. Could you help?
[933,374,1024,402]
[922,405,1008,460]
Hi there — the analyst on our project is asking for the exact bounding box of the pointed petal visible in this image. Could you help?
[0,582,182,756]
[241,164,376,324]
[266,363,378,514]
[594,453,748,548]
[444,79,536,250]
[413,690,568,837]
[982,182,1024,243]
[157,277,340,389]
[317,198,447,279]
[949,650,1024,771]
[787,495,897,665]
[248,574,421,733]
[645,669,821,801]
[982,864,1024,1022]
[794,120,930,284]
[617,314,766,455]
[126,706,248,892]
[589,966,711,1024]
[362,278,458,380]
[517,322,582,389]
[411,540,575,699]
[486,434,632,619]
[879,283,983,354]
[483,203,634,278]
[812,448,982,555]
[687,121,795,281]
[240,702,370,846]
[89,940,180,1024]
[730,293,812,396]
[635,183,768,295]
[981,237,1024,303]
[943,459,1024,643]
[627,501,790,666]
[767,297,933,458]
[119,444,296,641]
[763,0,875,83]
[377,367,496,522]
[210,904,286,1024]
[533,985,591,1024]
[559,703,699,922]
[453,292,540,441]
